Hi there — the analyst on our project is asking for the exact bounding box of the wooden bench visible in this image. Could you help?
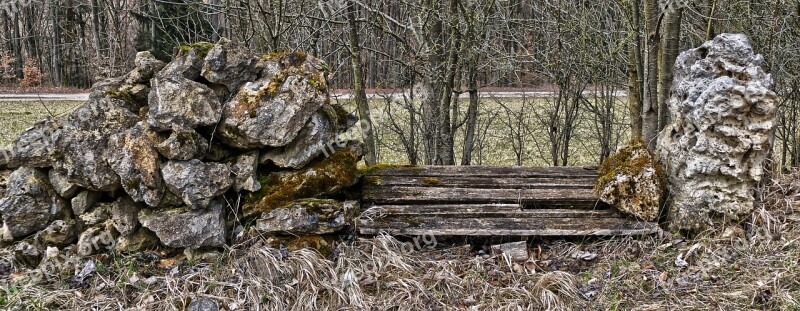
[358,166,660,236]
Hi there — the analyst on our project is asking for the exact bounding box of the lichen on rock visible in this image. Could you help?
[595,139,665,221]
[657,33,778,234]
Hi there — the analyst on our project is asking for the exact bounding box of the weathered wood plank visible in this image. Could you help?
[358,216,660,236]
[362,186,601,206]
[363,205,621,218]
[364,176,597,189]
[365,166,599,178]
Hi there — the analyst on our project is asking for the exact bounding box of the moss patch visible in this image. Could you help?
[595,138,665,192]
[421,177,441,185]
[242,147,361,217]
[176,42,215,58]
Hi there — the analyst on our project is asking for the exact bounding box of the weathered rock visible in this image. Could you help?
[49,169,79,198]
[0,170,10,198]
[38,219,79,246]
[76,221,118,256]
[255,199,357,234]
[115,228,160,253]
[54,130,122,191]
[162,160,233,209]
[260,109,340,169]
[596,140,665,222]
[657,33,778,233]
[138,199,227,248]
[78,202,111,226]
[243,144,362,217]
[71,190,102,216]
[147,76,222,131]
[126,51,166,85]
[202,40,262,93]
[0,167,67,240]
[216,52,329,149]
[188,297,220,311]
[107,123,164,206]
[6,118,63,168]
[13,241,41,268]
[227,151,260,192]
[156,129,209,161]
[109,197,141,236]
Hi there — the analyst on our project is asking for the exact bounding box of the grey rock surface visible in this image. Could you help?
[227,151,260,192]
[48,169,79,198]
[38,219,79,246]
[202,40,263,93]
[0,167,66,240]
[109,197,142,236]
[162,160,232,209]
[657,33,778,233]
[260,110,338,169]
[156,129,209,161]
[255,199,357,234]
[139,199,227,248]
[71,190,102,216]
[107,123,164,207]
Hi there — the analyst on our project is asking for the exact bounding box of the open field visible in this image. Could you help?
[0,100,83,147]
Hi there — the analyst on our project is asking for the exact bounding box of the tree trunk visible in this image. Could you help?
[346,0,378,165]
[658,5,683,131]
[12,10,23,79]
[625,0,644,139]
[462,65,479,165]
[641,0,660,150]
[91,0,102,64]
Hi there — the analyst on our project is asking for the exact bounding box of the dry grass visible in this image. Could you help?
[0,100,82,147]
[1,170,798,310]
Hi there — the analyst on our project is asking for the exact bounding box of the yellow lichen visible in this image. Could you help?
[176,42,215,58]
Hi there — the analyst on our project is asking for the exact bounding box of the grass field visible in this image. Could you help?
[0,100,83,147]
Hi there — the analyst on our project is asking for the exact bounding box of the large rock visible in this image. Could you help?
[147,76,222,131]
[201,40,263,93]
[260,108,344,169]
[5,118,63,168]
[161,160,233,209]
[38,219,79,247]
[138,199,227,248]
[107,123,164,207]
[156,129,209,161]
[596,140,665,221]
[0,167,67,240]
[0,170,10,198]
[243,144,362,217]
[126,51,166,85]
[657,33,778,233]
[216,52,330,149]
[255,199,357,234]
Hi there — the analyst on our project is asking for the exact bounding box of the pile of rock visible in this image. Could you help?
[0,40,363,266]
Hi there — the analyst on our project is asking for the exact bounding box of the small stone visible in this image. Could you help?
[156,129,209,161]
[184,248,222,263]
[109,197,142,236]
[596,139,665,221]
[126,51,166,85]
[78,202,111,226]
[187,297,220,311]
[38,219,79,246]
[139,199,227,248]
[227,151,260,192]
[490,241,529,262]
[115,228,160,253]
[13,241,41,268]
[48,169,79,198]
[71,190,102,216]
[161,160,233,209]
[76,221,118,256]
[0,167,67,240]
[255,199,357,234]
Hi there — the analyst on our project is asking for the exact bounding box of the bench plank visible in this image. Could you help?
[362,186,601,207]
[364,176,597,189]
[362,204,622,217]
[364,166,599,178]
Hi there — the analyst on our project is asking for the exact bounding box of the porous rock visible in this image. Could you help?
[138,199,227,248]
[657,33,778,233]
[78,202,111,226]
[13,241,41,268]
[115,228,160,253]
[227,151,260,192]
[38,219,79,247]
[109,197,142,236]
[596,139,665,222]
[161,160,233,209]
[48,169,79,198]
[0,167,67,240]
[202,40,263,93]
[107,123,164,206]
[255,199,357,234]
[71,190,101,216]
[76,221,118,256]
[6,118,63,168]
[260,109,341,169]
[216,52,329,149]
[156,129,209,161]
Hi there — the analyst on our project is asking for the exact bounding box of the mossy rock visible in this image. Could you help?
[595,139,666,221]
[176,42,215,58]
[242,146,362,217]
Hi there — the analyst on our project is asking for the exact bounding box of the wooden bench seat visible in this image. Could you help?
[358,166,660,236]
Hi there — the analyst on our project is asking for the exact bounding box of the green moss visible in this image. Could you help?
[595,138,666,195]
[176,42,215,58]
[359,164,420,174]
[421,177,441,185]
[260,51,308,67]
[243,148,360,217]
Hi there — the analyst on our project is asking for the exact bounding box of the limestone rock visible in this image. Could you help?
[243,144,362,217]
[6,118,63,168]
[107,123,164,206]
[147,76,222,131]
[0,170,10,198]
[38,219,79,246]
[216,52,329,149]
[156,129,209,161]
[227,151,260,192]
[71,190,101,216]
[78,202,111,226]
[13,241,41,268]
[49,169,79,198]
[0,167,67,240]
[109,197,141,236]
[115,228,160,253]
[657,33,778,233]
[162,160,233,209]
[126,51,166,85]
[201,40,262,93]
[76,221,118,256]
[54,130,122,191]
[260,109,341,169]
[188,297,220,311]
[255,199,357,234]
[138,199,227,248]
[596,140,665,221]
